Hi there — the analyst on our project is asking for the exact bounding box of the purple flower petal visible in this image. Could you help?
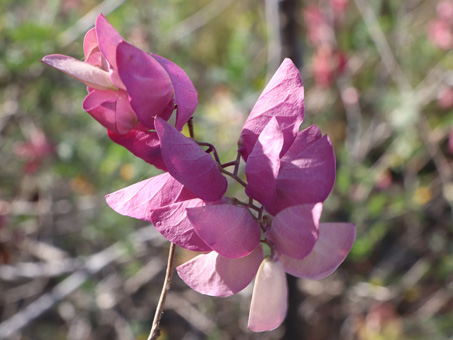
[155,118,227,201]
[177,245,264,297]
[105,173,192,221]
[95,14,125,88]
[245,116,283,206]
[114,90,140,133]
[107,129,167,171]
[83,89,138,134]
[239,58,304,161]
[83,28,99,62]
[267,126,336,215]
[116,41,174,129]
[150,199,211,252]
[248,258,287,332]
[83,28,109,70]
[42,54,116,90]
[281,222,356,279]
[187,204,261,258]
[265,203,322,260]
[152,54,198,131]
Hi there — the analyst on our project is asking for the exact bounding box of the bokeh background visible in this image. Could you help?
[1,0,453,339]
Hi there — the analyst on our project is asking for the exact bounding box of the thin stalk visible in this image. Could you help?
[197,141,221,164]
[233,151,241,176]
[220,168,247,187]
[147,242,176,340]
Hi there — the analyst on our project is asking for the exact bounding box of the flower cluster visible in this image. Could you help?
[43,14,355,332]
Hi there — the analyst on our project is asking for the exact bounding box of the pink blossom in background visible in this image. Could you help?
[42,14,197,134]
[437,86,453,109]
[330,0,349,15]
[15,129,55,174]
[437,0,453,21]
[428,1,453,50]
[303,3,348,89]
[304,5,333,46]
[312,46,347,88]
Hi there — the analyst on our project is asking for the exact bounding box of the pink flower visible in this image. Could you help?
[330,0,349,14]
[312,46,347,88]
[177,203,356,332]
[240,59,336,214]
[428,19,453,50]
[303,5,333,46]
[15,129,55,174]
[437,86,453,109]
[104,58,354,332]
[106,118,227,203]
[42,14,197,134]
[427,1,453,50]
[437,0,453,21]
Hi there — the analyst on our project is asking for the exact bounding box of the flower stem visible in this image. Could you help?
[147,242,176,340]
[220,167,247,187]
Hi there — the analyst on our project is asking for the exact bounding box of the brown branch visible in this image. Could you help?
[147,242,176,340]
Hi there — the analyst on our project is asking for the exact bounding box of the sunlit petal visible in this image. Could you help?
[42,54,116,90]
[105,173,191,221]
[245,116,283,206]
[151,198,211,251]
[116,42,174,128]
[265,203,322,260]
[107,129,167,170]
[155,118,227,201]
[268,126,335,215]
[248,258,288,332]
[281,222,356,279]
[177,246,263,297]
[239,58,304,161]
[152,54,198,131]
[187,204,261,258]
[95,14,125,88]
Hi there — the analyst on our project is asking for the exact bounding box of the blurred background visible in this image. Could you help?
[0,0,452,339]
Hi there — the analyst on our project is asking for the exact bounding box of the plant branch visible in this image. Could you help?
[148,242,176,340]
[197,141,221,164]
[220,168,247,187]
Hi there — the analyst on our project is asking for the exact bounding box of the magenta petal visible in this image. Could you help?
[83,89,137,134]
[248,258,288,332]
[83,89,119,132]
[239,58,305,161]
[83,28,98,61]
[108,129,167,171]
[177,245,264,297]
[152,54,198,131]
[115,90,140,133]
[116,42,174,128]
[105,173,190,221]
[155,118,227,201]
[150,199,211,252]
[265,203,322,260]
[281,223,356,279]
[42,54,116,90]
[187,204,261,258]
[95,14,124,88]
[245,116,283,206]
[268,126,336,215]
